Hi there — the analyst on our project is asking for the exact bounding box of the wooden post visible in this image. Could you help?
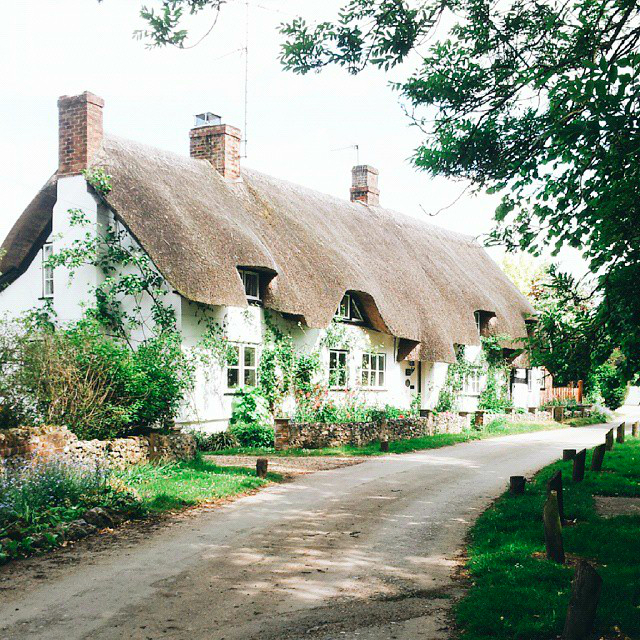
[605,428,614,451]
[563,449,576,461]
[380,439,390,452]
[590,444,606,472]
[572,449,586,482]
[562,560,602,640]
[256,458,268,478]
[577,379,584,403]
[544,490,565,564]
[510,476,526,495]
[547,470,564,522]
[616,423,625,444]
[633,422,639,438]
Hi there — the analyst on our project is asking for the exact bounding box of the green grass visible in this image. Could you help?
[206,420,566,458]
[564,412,610,427]
[115,455,281,513]
[456,437,640,640]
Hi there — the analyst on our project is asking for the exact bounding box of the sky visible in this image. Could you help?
[2,0,586,277]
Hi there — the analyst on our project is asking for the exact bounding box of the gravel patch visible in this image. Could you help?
[594,496,640,518]
[206,454,369,476]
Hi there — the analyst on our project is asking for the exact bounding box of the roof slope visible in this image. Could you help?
[0,135,534,362]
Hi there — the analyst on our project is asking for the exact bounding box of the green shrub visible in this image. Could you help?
[0,317,194,439]
[229,421,275,447]
[230,388,270,427]
[189,429,238,451]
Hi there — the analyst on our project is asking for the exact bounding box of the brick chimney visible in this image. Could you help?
[350,165,379,206]
[57,92,105,176]
[189,113,242,180]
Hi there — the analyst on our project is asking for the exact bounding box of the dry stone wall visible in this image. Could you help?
[275,412,470,450]
[0,425,196,468]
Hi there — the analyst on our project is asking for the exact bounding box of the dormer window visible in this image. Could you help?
[335,293,364,323]
[474,310,496,337]
[239,269,261,303]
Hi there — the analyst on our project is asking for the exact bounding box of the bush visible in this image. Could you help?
[0,317,194,439]
[188,429,238,452]
[228,421,275,447]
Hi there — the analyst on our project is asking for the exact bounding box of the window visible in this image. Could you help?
[474,311,481,335]
[329,349,348,387]
[527,369,533,392]
[463,370,483,395]
[335,293,364,322]
[361,352,386,388]
[42,243,53,298]
[239,270,260,302]
[227,344,258,390]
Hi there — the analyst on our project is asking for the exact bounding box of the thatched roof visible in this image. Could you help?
[0,135,534,362]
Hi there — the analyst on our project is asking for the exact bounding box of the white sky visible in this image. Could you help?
[2,0,586,276]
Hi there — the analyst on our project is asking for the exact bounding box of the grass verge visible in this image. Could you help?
[207,419,566,457]
[115,455,280,512]
[456,437,640,640]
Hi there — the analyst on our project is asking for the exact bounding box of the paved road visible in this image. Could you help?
[0,421,632,640]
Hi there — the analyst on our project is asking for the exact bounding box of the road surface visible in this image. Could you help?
[0,421,630,640]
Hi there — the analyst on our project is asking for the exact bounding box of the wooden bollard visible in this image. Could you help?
[572,449,586,482]
[605,428,614,451]
[380,439,390,452]
[547,470,564,522]
[510,476,526,495]
[633,422,639,437]
[563,449,576,461]
[590,444,606,472]
[562,560,602,640]
[616,423,625,444]
[544,490,565,564]
[256,458,268,478]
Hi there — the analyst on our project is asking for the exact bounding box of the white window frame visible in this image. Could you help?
[335,293,364,323]
[226,344,259,390]
[329,349,349,388]
[361,352,386,388]
[527,369,533,392]
[463,369,484,395]
[239,269,261,302]
[42,242,54,298]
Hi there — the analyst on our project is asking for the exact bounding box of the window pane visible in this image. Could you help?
[377,354,385,372]
[329,351,337,368]
[244,368,256,387]
[244,346,256,367]
[362,371,369,386]
[378,371,385,387]
[350,297,363,321]
[338,295,349,318]
[362,353,370,368]
[227,368,239,388]
[338,352,347,366]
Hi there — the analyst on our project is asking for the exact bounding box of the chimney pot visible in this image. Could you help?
[350,165,379,206]
[190,116,242,180]
[57,91,104,176]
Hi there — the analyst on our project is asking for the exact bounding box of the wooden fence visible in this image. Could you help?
[540,380,583,405]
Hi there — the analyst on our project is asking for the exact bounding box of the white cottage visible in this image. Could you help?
[0,92,543,432]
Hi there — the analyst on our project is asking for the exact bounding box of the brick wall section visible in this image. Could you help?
[190,124,242,180]
[58,92,105,176]
[0,426,196,468]
[350,165,380,206]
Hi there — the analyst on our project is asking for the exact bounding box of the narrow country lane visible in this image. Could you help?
[0,421,632,640]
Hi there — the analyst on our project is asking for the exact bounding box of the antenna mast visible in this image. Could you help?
[243,0,249,158]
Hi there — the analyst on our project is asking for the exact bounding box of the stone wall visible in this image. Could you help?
[0,425,196,468]
[275,412,470,450]
[478,409,553,426]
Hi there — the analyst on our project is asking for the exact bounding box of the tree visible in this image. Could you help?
[115,0,640,378]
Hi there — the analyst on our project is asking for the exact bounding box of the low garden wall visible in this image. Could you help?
[0,425,196,468]
[275,412,470,450]
[274,409,554,450]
